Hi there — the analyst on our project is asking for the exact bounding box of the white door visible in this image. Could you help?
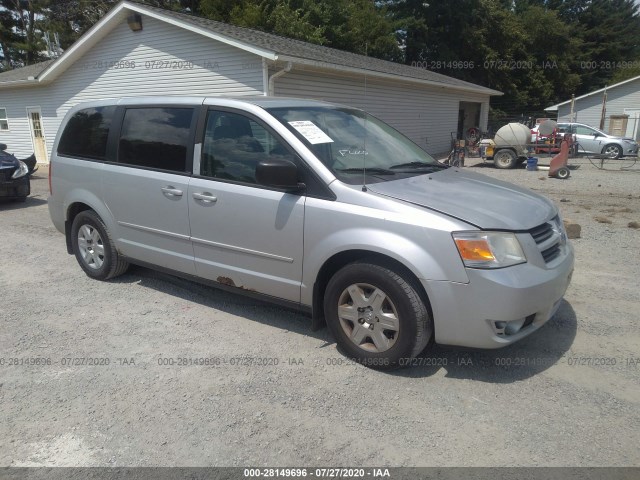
[26,107,48,163]
[624,109,640,141]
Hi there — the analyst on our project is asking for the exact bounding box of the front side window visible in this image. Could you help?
[0,108,8,131]
[201,110,295,184]
[118,107,194,172]
[58,106,116,159]
[267,106,441,185]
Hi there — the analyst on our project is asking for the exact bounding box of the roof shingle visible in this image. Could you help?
[0,60,55,83]
[140,3,498,94]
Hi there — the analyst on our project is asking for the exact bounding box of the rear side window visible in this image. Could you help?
[118,107,194,172]
[58,106,116,159]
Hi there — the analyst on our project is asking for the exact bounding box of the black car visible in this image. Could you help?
[0,144,31,202]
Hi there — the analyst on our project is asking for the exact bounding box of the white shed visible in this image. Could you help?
[0,1,501,163]
[546,75,640,141]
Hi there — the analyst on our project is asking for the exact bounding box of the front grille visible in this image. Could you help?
[529,218,562,264]
[541,244,561,262]
[529,222,554,244]
[0,168,15,182]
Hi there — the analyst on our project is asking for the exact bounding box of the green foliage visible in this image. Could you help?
[201,0,402,59]
[390,0,640,118]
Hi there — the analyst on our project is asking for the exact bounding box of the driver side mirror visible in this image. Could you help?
[0,143,6,151]
[256,158,305,192]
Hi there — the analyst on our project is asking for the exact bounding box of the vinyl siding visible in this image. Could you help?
[556,77,640,141]
[0,15,264,160]
[273,67,491,155]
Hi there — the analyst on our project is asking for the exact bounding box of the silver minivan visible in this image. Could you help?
[48,96,574,369]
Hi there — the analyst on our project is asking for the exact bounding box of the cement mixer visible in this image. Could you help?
[479,122,532,169]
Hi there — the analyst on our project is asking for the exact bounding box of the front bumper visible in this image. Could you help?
[623,144,638,156]
[0,176,30,199]
[423,242,574,349]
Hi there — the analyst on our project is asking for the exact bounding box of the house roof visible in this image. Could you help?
[545,74,640,111]
[0,1,501,96]
[0,60,55,84]
[136,3,500,95]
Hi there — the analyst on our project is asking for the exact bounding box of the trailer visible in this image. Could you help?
[479,121,573,179]
[479,122,531,169]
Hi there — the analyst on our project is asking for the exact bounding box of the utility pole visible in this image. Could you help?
[599,88,607,130]
[569,94,575,122]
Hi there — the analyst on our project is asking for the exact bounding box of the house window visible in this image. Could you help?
[0,108,8,131]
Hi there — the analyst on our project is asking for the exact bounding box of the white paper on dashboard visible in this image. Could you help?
[288,121,334,144]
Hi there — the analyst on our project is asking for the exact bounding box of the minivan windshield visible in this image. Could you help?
[267,106,443,184]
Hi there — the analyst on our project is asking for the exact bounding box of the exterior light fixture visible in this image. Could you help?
[127,14,143,32]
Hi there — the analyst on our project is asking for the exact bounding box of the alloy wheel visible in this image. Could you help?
[337,283,400,353]
[77,224,105,270]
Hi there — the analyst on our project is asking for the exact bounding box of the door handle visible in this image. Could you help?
[193,192,217,203]
[161,186,183,197]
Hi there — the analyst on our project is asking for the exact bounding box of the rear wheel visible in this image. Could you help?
[323,260,432,370]
[494,149,517,169]
[71,210,129,280]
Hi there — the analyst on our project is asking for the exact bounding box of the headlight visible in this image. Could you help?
[452,231,526,269]
[11,161,29,179]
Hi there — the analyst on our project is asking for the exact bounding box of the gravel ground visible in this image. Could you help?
[1,157,639,468]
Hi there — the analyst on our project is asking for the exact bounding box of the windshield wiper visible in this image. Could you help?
[336,167,396,175]
[390,161,448,170]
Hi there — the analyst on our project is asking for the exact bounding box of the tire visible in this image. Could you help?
[494,149,516,169]
[323,260,433,370]
[71,210,129,280]
[602,144,622,159]
[556,167,570,179]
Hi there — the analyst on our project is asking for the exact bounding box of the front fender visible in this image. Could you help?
[301,198,470,306]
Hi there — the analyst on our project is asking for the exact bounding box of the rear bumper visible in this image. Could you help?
[48,195,65,234]
[0,177,30,199]
[423,243,574,349]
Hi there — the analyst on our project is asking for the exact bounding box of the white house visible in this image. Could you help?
[546,75,640,141]
[0,1,501,163]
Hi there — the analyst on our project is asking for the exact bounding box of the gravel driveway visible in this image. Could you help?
[1,157,639,468]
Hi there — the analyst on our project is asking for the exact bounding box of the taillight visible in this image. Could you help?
[48,161,52,195]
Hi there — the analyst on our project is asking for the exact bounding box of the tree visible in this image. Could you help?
[200,0,402,60]
[0,7,20,69]
[0,0,49,68]
[570,0,640,94]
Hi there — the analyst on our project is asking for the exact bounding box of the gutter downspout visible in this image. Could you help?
[267,61,292,96]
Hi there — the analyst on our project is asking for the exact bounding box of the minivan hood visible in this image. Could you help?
[368,169,556,230]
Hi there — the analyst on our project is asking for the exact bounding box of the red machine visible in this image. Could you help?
[541,133,572,179]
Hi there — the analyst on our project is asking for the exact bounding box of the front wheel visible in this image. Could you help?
[323,261,433,369]
[494,149,517,169]
[602,144,622,159]
[71,210,129,280]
